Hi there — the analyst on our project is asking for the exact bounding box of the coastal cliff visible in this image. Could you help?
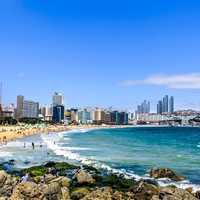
[0,161,199,200]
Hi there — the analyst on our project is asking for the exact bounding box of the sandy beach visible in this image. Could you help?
[0,124,131,143]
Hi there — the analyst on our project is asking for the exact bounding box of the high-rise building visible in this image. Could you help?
[157,95,175,114]
[23,100,39,118]
[40,105,52,121]
[52,105,64,123]
[157,100,163,114]
[78,109,91,124]
[162,95,169,113]
[71,108,79,123]
[16,95,24,119]
[111,111,120,124]
[119,112,129,125]
[94,108,105,124]
[136,100,150,114]
[16,95,39,119]
[52,92,64,106]
[169,96,174,113]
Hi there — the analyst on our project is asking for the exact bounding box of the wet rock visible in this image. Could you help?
[129,180,159,200]
[75,170,95,185]
[155,186,198,200]
[195,191,200,199]
[150,168,185,181]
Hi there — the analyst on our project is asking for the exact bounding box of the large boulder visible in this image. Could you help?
[152,186,198,200]
[10,182,43,200]
[150,168,185,181]
[0,171,18,198]
[129,180,159,200]
[195,191,200,199]
[82,187,113,200]
[75,170,95,185]
[71,187,90,200]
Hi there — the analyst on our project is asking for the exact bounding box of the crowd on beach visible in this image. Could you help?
[0,123,129,145]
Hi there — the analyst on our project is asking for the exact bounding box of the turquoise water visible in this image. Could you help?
[0,127,200,190]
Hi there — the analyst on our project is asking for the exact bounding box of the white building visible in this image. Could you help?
[53,92,64,106]
[23,100,39,118]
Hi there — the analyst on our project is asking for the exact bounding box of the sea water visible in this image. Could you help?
[0,127,200,191]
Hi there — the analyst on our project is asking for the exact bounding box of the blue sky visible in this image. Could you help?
[1,0,200,111]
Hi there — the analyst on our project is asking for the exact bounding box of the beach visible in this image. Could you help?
[0,124,132,143]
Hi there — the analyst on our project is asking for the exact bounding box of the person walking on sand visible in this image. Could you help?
[32,142,35,150]
[23,142,26,148]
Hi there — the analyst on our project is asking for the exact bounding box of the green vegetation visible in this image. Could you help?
[101,174,136,191]
[21,162,78,177]
[0,117,17,125]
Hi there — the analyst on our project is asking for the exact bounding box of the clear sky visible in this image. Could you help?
[1,0,200,111]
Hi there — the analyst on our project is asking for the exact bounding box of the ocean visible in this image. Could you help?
[0,127,200,191]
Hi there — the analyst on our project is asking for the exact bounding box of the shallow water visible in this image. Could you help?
[0,127,200,190]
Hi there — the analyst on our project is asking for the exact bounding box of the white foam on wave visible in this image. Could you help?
[0,151,13,157]
[157,178,200,192]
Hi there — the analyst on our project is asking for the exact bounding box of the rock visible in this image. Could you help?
[129,180,159,200]
[44,182,61,195]
[194,191,200,199]
[154,186,198,200]
[61,187,70,200]
[50,176,71,188]
[82,187,113,200]
[150,168,185,181]
[71,187,90,200]
[186,187,193,194]
[0,171,7,187]
[10,181,43,200]
[76,170,95,185]
[61,177,71,188]
[0,171,18,197]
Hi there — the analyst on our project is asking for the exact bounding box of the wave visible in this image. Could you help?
[0,151,13,157]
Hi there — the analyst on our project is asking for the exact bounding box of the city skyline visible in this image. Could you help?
[1,1,200,110]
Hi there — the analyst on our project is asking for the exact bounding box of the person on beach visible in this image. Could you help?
[21,173,29,182]
[32,142,35,150]
[23,142,26,148]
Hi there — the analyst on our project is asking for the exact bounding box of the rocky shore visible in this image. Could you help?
[0,161,199,200]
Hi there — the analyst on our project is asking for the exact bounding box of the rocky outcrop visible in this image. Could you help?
[0,170,18,198]
[130,180,159,200]
[75,170,95,185]
[150,168,185,181]
[0,163,198,200]
[82,187,113,200]
[152,186,198,200]
[10,181,43,200]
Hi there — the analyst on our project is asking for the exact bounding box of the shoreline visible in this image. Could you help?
[0,124,136,143]
[0,124,199,144]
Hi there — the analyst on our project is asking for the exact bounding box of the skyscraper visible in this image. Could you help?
[157,100,163,114]
[52,92,64,106]
[162,95,169,113]
[23,100,39,118]
[16,95,24,119]
[52,105,64,123]
[136,100,150,114]
[157,95,175,114]
[169,96,174,113]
